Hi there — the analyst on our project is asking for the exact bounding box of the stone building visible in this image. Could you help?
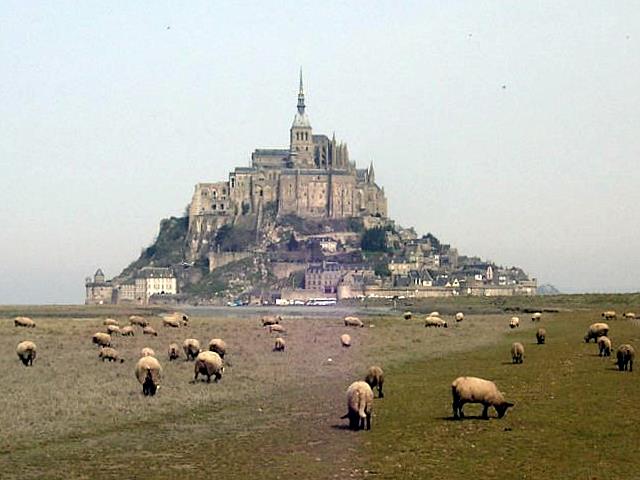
[188,72,387,258]
[114,267,177,305]
[85,268,115,305]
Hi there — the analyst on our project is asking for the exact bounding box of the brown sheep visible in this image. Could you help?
[99,347,124,363]
[162,316,182,328]
[14,317,36,328]
[208,338,227,358]
[511,342,524,363]
[340,333,352,347]
[268,324,285,334]
[584,323,609,343]
[261,315,281,326]
[597,336,612,357]
[16,341,37,366]
[120,326,135,337]
[602,311,617,320]
[451,376,514,420]
[103,318,119,327]
[341,381,374,430]
[92,332,111,348]
[106,325,120,336]
[616,344,635,372]
[135,356,162,396]
[129,315,149,328]
[142,326,158,337]
[273,337,286,352]
[168,343,180,361]
[194,351,224,383]
[364,366,384,398]
[183,338,201,361]
[344,316,364,328]
[536,328,546,345]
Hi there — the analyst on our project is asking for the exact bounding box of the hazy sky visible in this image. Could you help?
[2,1,639,304]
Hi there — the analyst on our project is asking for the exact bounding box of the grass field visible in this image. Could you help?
[0,296,638,479]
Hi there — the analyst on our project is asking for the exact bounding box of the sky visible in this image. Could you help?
[1,1,639,304]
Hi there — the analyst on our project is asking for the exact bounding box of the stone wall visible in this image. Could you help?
[208,251,252,272]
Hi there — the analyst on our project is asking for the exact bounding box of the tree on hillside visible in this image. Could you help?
[361,227,387,252]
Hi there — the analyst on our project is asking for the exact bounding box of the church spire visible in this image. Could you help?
[297,67,305,114]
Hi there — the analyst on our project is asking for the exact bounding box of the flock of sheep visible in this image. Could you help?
[11,307,638,431]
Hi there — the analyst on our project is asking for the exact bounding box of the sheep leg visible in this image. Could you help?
[366,413,371,430]
[206,375,211,383]
[378,384,384,398]
[481,404,489,419]
[629,360,633,372]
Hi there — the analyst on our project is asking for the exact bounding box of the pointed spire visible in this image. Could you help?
[297,67,305,114]
[368,161,375,183]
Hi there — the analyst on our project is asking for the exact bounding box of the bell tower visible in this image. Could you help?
[289,69,314,168]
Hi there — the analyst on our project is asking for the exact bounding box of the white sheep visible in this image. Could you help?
[531,312,542,322]
[135,356,162,396]
[208,338,227,358]
[509,317,520,329]
[602,310,617,320]
[424,316,447,328]
[194,351,224,383]
[14,316,36,328]
[168,343,180,361]
[183,338,201,361]
[16,341,37,366]
[261,315,281,326]
[403,311,412,320]
[341,381,374,430]
[364,366,384,398]
[344,316,364,328]
[129,315,149,327]
[92,332,111,347]
[99,347,124,363]
[455,312,464,322]
[616,344,635,372]
[584,323,609,343]
[597,336,612,357]
[103,318,119,327]
[511,342,524,364]
[340,334,352,347]
[451,376,514,419]
[536,328,546,345]
[120,326,135,337]
[141,347,156,357]
[106,325,121,336]
[142,326,158,337]
[622,312,636,320]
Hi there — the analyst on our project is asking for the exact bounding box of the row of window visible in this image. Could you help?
[295,131,310,141]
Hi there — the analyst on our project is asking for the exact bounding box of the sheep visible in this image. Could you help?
[511,342,524,364]
[208,338,227,358]
[455,312,464,322]
[261,315,281,326]
[92,332,112,347]
[622,312,636,320]
[268,324,285,334]
[143,326,158,337]
[602,311,617,321]
[616,344,635,372]
[16,341,37,366]
[106,325,120,336]
[536,328,546,345]
[424,316,448,328]
[597,336,612,357]
[509,317,520,329]
[273,337,286,352]
[162,316,182,328]
[584,323,609,343]
[168,343,180,361]
[341,333,352,347]
[183,338,201,361]
[364,366,384,398]
[103,318,119,327]
[194,351,224,383]
[172,311,189,325]
[531,312,542,322]
[429,311,440,317]
[99,347,124,363]
[403,311,412,320]
[14,316,36,328]
[341,381,374,430]
[141,347,156,357]
[129,315,149,327]
[120,326,135,337]
[451,376,514,420]
[135,356,162,396]
[344,316,364,328]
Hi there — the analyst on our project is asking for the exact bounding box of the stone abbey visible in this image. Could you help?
[187,73,388,254]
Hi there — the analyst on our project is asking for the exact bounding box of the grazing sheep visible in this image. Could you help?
[597,336,612,357]
[451,376,514,420]
[261,315,281,326]
[455,312,464,322]
[622,312,636,320]
[403,311,412,320]
[511,342,524,364]
[341,334,352,347]
[141,347,156,357]
[208,338,227,358]
[106,325,120,336]
[162,316,182,328]
[143,326,158,337]
[342,381,374,430]
[429,311,440,317]
[531,312,542,322]
[135,356,162,396]
[103,318,119,327]
[183,338,201,361]
[584,323,609,343]
[536,328,546,345]
[14,317,36,328]
[273,337,286,352]
[364,366,384,398]
[509,317,520,329]
[120,326,135,337]
[602,311,617,320]
[99,347,124,363]
[92,332,112,348]
[616,344,635,372]
[171,312,189,325]
[344,316,364,328]
[16,341,37,366]
[268,324,285,334]
[194,351,224,383]
[129,315,149,327]
[424,316,448,328]
[168,343,180,361]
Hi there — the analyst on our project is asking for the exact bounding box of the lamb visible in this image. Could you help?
[273,337,286,351]
[509,317,520,329]
[92,332,112,347]
[344,316,364,328]
[616,344,635,372]
[341,333,352,347]
[341,381,374,430]
[208,338,227,358]
[103,318,119,327]
[531,312,542,322]
[168,343,180,361]
[194,351,224,383]
[602,310,617,320]
[364,366,384,398]
[183,338,201,361]
[16,341,37,366]
[162,316,182,328]
[120,326,135,337]
[511,342,524,363]
[584,323,609,343]
[14,316,36,328]
[142,326,158,337]
[99,347,124,363]
[622,312,636,320]
[141,347,156,357]
[268,324,285,334]
[261,315,281,326]
[451,376,514,420]
[455,312,464,322]
[106,325,120,336]
[129,315,149,327]
[135,356,162,396]
[597,336,612,357]
[403,311,412,320]
[536,328,546,345]
[424,316,448,328]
